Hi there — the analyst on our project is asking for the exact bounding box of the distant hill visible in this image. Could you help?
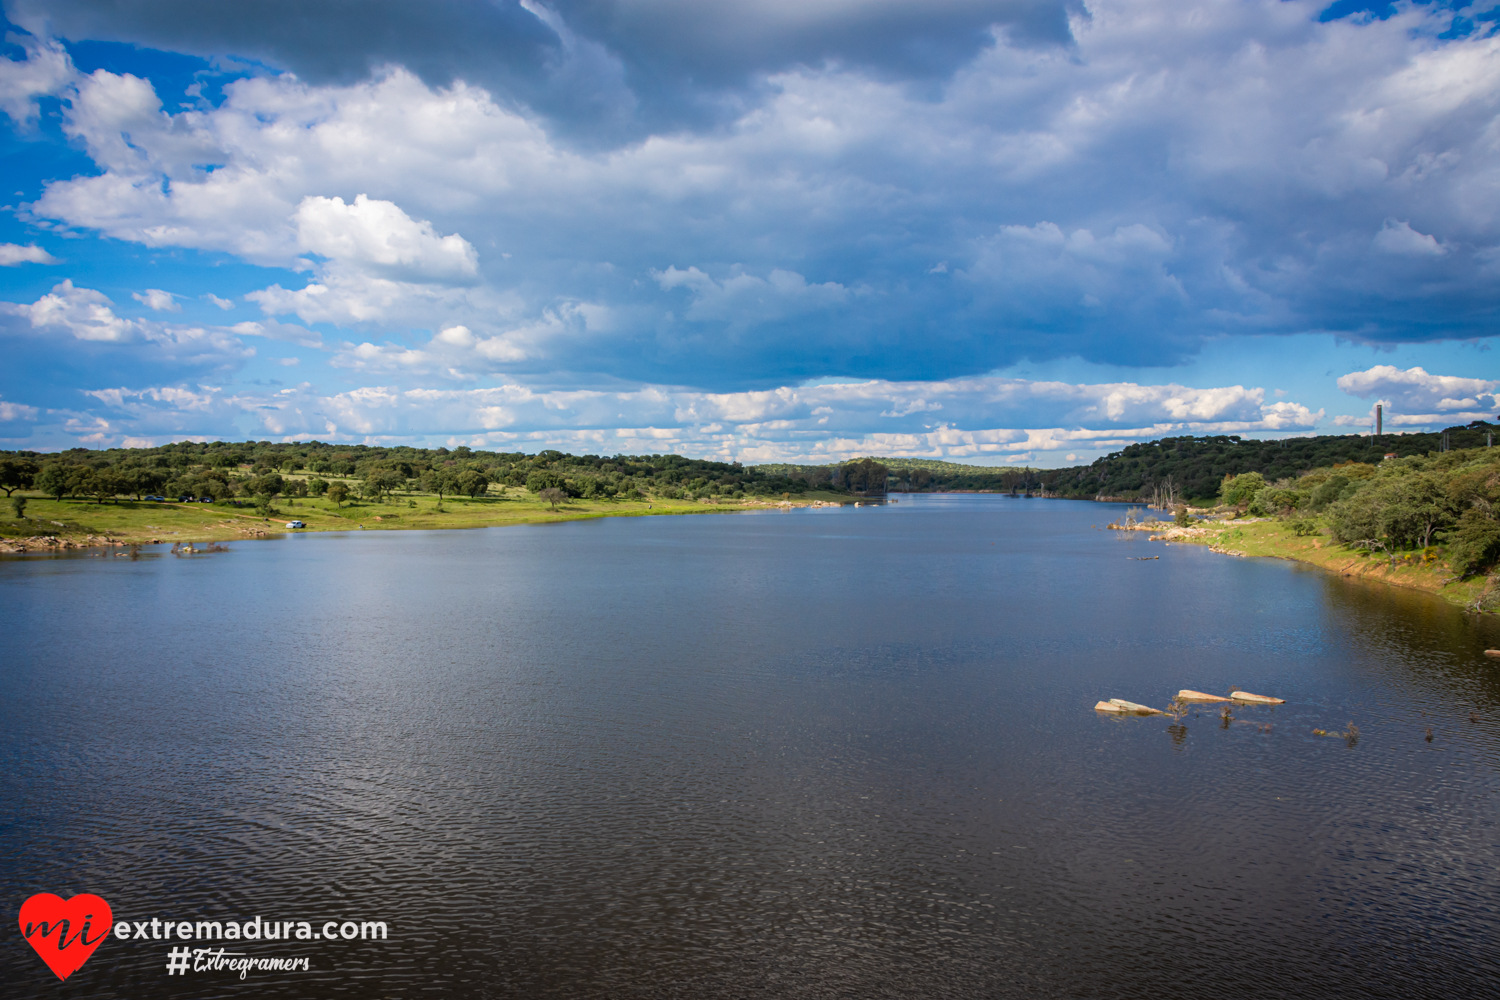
[752,421,1498,502]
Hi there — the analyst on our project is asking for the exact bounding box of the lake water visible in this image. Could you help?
[3,494,1499,998]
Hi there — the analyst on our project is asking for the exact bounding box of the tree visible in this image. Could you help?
[456,469,490,498]
[34,463,79,501]
[246,473,285,498]
[538,487,566,509]
[9,496,26,519]
[326,482,350,507]
[841,458,889,494]
[1448,509,1500,578]
[0,457,37,496]
[526,470,561,494]
[363,469,402,501]
[1376,473,1451,550]
[123,466,166,500]
[306,477,329,497]
[89,469,129,504]
[421,468,457,499]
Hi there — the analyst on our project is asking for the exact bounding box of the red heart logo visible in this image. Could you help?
[19,893,113,981]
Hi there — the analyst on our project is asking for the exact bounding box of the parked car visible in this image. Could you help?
[144,495,164,501]
[177,496,194,502]
[285,520,306,529]
[198,497,213,503]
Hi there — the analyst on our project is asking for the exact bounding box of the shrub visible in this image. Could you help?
[1220,471,1265,509]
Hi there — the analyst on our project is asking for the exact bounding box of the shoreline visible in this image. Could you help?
[1119,518,1494,612]
[0,491,855,554]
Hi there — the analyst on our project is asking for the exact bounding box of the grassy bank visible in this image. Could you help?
[0,488,853,552]
[1141,517,1495,612]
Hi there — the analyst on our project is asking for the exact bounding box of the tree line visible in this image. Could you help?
[0,442,850,508]
[1217,443,1500,579]
[762,421,1497,502]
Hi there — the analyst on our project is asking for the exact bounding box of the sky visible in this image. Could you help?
[0,0,1497,466]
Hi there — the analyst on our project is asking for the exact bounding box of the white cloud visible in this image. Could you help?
[9,279,138,342]
[0,35,74,126]
[0,396,40,422]
[0,243,58,265]
[228,318,325,349]
[205,294,236,310]
[294,194,478,283]
[0,281,256,369]
[132,288,181,312]
[1337,364,1499,413]
[1373,219,1446,256]
[60,372,1324,459]
[26,3,1500,385]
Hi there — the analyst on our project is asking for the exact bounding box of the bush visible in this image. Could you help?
[1219,471,1265,509]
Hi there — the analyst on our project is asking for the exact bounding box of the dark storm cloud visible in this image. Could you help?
[3,0,1075,139]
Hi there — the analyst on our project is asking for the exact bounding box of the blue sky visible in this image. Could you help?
[0,0,1497,465]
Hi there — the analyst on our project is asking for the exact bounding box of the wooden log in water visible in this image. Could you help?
[1230,690,1285,704]
[1485,650,1500,659]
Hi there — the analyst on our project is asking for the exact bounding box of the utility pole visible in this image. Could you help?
[1376,403,1382,438]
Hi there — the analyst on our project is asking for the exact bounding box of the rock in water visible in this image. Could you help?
[1105,698,1165,715]
[1231,690,1285,704]
[1178,689,1231,702]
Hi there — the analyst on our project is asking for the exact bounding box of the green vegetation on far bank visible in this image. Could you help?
[0,488,853,550]
[762,420,1497,501]
[1125,440,1500,613]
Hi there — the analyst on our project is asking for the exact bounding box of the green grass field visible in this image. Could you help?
[0,486,853,548]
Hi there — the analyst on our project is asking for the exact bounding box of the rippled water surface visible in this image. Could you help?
[3,495,1500,998]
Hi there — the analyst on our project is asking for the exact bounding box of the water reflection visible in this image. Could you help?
[2,495,1498,998]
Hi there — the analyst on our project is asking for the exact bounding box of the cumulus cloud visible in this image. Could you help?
[4,0,1500,458]
[0,243,58,265]
[9,279,138,342]
[0,281,256,371]
[132,288,180,312]
[0,34,73,125]
[1373,220,1446,257]
[294,194,478,283]
[45,371,1322,457]
[1337,365,1500,424]
[0,395,40,422]
[18,0,1500,394]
